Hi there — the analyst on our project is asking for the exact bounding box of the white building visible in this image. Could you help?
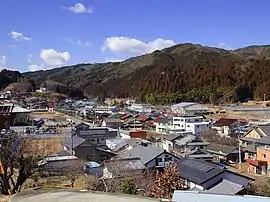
[129,103,152,113]
[172,115,210,135]
[153,117,174,133]
[171,102,209,114]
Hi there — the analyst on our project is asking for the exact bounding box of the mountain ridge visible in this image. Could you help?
[16,43,270,103]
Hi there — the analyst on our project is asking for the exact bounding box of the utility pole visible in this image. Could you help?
[264,93,266,102]
[237,121,242,170]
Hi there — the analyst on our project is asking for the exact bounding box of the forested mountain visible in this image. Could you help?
[22,43,270,104]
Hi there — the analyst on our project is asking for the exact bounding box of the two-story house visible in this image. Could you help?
[153,116,173,133]
[117,145,180,169]
[212,118,238,137]
[240,125,270,159]
[172,115,210,135]
[62,123,117,162]
[163,132,212,160]
[246,145,270,175]
[101,118,123,129]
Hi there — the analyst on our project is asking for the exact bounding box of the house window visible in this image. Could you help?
[180,119,184,122]
[187,125,190,127]
[181,125,184,127]
[91,139,95,142]
[158,158,163,162]
[101,138,105,141]
[197,125,200,128]
[165,154,172,162]
[262,154,267,158]
[199,145,204,149]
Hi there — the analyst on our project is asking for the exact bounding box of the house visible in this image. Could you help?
[212,118,239,136]
[129,103,152,113]
[172,191,270,202]
[0,104,14,129]
[102,158,146,179]
[117,145,180,169]
[122,119,143,130]
[118,129,147,139]
[72,123,118,145]
[163,133,211,160]
[177,158,254,194]
[172,115,210,135]
[246,146,270,175]
[62,136,116,162]
[171,102,210,115]
[207,143,243,164]
[110,138,152,154]
[153,116,173,133]
[101,118,123,129]
[240,125,270,159]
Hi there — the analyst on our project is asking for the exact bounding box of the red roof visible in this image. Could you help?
[153,115,165,122]
[121,114,132,120]
[137,115,151,122]
[214,118,238,127]
[246,159,267,167]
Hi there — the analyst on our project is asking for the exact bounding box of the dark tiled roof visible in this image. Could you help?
[258,125,270,136]
[214,118,238,127]
[208,143,237,155]
[166,133,183,141]
[177,158,224,185]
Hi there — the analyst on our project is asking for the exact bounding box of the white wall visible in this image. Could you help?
[189,182,204,190]
[163,140,173,152]
[172,116,210,135]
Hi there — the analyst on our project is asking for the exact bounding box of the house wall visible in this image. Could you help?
[172,117,209,135]
[163,140,173,152]
[146,152,179,168]
[257,147,270,172]
[130,131,147,139]
[72,145,115,163]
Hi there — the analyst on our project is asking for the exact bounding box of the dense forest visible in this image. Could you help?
[14,43,270,104]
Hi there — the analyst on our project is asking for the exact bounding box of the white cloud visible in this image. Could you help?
[64,38,91,47]
[66,3,92,14]
[105,57,123,63]
[102,37,175,55]
[40,49,71,66]
[9,31,31,41]
[28,64,44,72]
[0,56,7,70]
[216,42,231,50]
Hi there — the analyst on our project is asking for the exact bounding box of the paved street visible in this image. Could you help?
[10,190,159,202]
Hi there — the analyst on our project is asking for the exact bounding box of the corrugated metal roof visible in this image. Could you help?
[206,179,244,195]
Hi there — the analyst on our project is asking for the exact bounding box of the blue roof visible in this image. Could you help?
[84,161,100,168]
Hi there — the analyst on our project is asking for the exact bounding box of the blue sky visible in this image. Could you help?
[0,0,270,72]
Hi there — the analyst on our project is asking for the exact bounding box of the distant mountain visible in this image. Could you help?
[22,43,270,104]
[234,45,270,59]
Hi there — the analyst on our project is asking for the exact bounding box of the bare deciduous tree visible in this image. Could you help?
[148,163,185,199]
[0,135,56,195]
